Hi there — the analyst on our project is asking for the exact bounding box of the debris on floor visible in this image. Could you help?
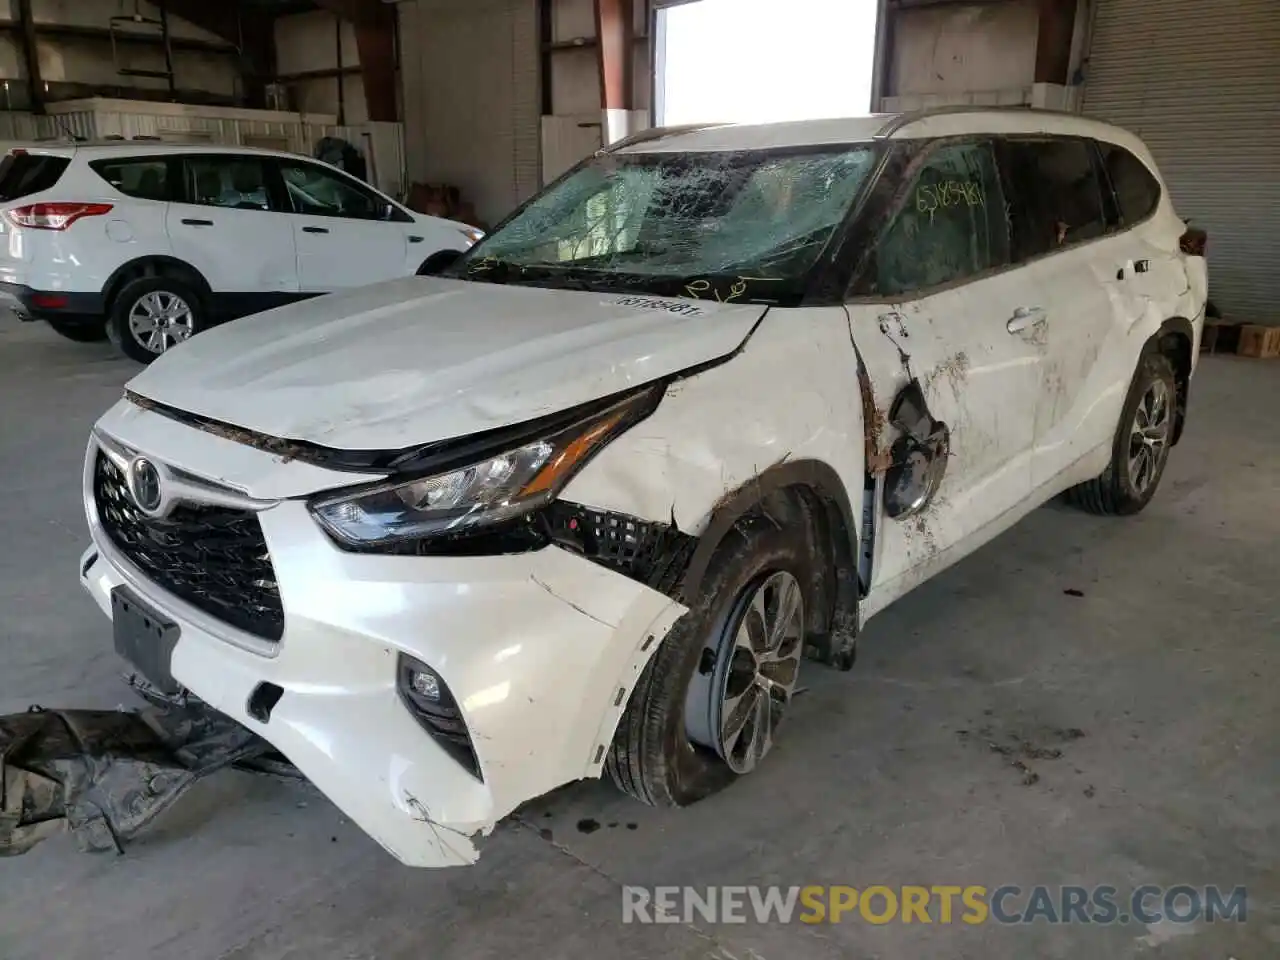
[1200,319,1280,358]
[0,702,287,857]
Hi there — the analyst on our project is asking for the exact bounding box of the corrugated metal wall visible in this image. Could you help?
[399,0,541,227]
[1083,0,1280,321]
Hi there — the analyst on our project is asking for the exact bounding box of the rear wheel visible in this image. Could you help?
[1067,352,1176,515]
[606,517,811,807]
[107,276,206,364]
[44,317,106,342]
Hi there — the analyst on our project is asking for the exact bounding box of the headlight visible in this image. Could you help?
[310,386,661,547]
[458,226,485,247]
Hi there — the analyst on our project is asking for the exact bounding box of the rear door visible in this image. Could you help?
[165,154,299,313]
[995,137,1123,489]
[275,159,414,292]
[851,139,1041,595]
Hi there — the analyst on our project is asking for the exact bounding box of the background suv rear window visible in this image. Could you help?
[0,153,70,202]
[90,158,171,201]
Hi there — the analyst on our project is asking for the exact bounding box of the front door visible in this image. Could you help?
[276,159,413,292]
[165,154,299,311]
[850,139,1042,602]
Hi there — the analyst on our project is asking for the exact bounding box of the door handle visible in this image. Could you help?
[408,235,424,244]
[1007,306,1047,333]
[302,226,329,235]
[1116,258,1151,280]
[181,218,214,227]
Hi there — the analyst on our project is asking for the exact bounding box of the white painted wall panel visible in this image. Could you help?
[400,0,541,226]
[1083,0,1280,320]
[890,0,1038,97]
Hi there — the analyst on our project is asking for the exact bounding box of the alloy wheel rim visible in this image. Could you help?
[686,570,804,774]
[128,291,194,355]
[1128,379,1172,494]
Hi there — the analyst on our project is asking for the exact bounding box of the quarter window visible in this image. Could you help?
[90,158,170,201]
[870,141,1009,297]
[184,156,272,211]
[1099,143,1161,225]
[999,138,1106,260]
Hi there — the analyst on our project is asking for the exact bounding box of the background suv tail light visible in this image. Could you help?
[5,202,113,230]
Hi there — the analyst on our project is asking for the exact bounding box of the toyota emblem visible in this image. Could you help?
[127,457,164,515]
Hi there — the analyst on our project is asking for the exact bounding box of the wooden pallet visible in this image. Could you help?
[1201,320,1280,358]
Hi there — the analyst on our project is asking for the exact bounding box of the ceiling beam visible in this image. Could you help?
[595,0,635,143]
[312,0,398,123]
[161,0,277,107]
[1034,0,1078,84]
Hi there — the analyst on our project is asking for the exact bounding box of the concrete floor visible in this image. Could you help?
[0,319,1276,960]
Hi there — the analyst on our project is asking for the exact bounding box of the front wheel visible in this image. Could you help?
[606,518,811,807]
[1067,352,1177,515]
[107,277,206,364]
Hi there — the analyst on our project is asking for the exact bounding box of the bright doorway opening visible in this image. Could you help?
[654,0,879,126]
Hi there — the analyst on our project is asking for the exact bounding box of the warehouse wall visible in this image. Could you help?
[548,0,649,116]
[888,0,1038,98]
[399,0,541,227]
[0,0,239,104]
[275,10,368,124]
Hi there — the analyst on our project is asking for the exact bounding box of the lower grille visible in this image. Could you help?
[93,452,284,642]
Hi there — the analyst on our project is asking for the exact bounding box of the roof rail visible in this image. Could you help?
[874,103,1085,138]
[597,121,734,155]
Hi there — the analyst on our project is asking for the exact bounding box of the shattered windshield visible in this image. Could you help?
[452,145,879,306]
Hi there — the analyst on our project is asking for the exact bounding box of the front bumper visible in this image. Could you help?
[80,408,687,867]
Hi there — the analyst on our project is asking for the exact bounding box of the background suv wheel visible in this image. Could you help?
[107,276,206,364]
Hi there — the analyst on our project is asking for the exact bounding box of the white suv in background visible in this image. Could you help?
[78,109,1205,867]
[0,142,481,361]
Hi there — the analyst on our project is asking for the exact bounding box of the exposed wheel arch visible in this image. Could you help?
[680,459,861,670]
[1145,317,1194,445]
[102,257,212,315]
[416,249,464,276]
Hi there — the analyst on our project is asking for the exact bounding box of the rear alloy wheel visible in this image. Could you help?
[1067,352,1177,515]
[107,277,205,364]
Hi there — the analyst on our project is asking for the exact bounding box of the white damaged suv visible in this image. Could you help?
[80,109,1206,866]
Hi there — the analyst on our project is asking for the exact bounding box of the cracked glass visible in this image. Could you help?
[452,146,878,306]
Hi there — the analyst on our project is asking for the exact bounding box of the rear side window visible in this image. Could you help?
[90,158,171,201]
[1099,143,1161,225]
[183,156,272,211]
[869,141,1010,297]
[999,138,1106,260]
[0,153,70,201]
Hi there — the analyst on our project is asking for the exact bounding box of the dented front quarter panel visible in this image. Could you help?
[562,306,867,544]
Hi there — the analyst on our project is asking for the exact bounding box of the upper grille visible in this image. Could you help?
[93,452,284,642]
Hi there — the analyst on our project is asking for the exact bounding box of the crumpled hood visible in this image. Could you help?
[127,277,765,451]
